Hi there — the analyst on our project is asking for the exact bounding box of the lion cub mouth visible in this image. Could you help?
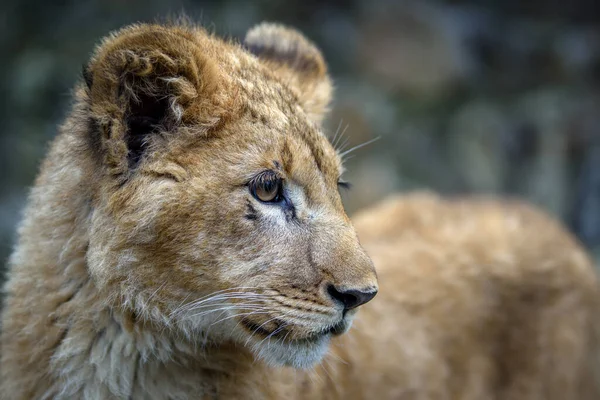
[240,317,348,343]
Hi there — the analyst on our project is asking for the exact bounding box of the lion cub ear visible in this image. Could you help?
[244,23,333,125]
[85,24,230,175]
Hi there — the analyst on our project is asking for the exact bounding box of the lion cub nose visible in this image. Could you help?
[327,285,378,310]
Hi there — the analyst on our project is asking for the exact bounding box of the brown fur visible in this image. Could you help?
[1,21,599,400]
[331,194,600,399]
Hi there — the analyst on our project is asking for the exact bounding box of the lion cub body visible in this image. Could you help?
[1,21,599,400]
[325,194,600,399]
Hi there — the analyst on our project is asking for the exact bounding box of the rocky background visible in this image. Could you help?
[2,0,600,279]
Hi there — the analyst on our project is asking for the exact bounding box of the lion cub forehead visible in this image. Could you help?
[229,124,339,176]
[275,132,342,188]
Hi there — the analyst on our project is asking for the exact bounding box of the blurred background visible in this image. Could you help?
[2,0,600,279]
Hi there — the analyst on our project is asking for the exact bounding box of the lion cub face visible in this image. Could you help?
[82,22,377,368]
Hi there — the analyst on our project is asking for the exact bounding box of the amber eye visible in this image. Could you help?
[250,172,282,203]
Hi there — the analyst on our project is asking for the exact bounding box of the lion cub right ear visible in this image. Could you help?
[244,23,333,125]
[84,24,231,177]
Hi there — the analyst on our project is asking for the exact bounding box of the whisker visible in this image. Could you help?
[203,308,271,342]
[186,304,265,320]
[210,309,272,327]
[279,330,292,346]
[307,366,324,386]
[336,135,350,154]
[339,136,380,158]
[170,290,272,317]
[252,315,284,336]
[179,286,263,305]
[209,310,274,340]
[334,123,350,151]
[321,358,340,394]
[182,287,262,306]
[327,350,349,365]
[172,293,192,316]
[341,154,355,163]
[182,294,269,310]
[267,326,288,349]
[257,322,288,349]
[146,282,167,303]
[331,119,343,147]
[243,309,298,347]
[183,300,266,313]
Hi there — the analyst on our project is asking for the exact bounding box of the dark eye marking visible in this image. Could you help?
[245,200,258,221]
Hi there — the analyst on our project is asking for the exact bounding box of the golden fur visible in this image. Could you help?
[1,21,599,400]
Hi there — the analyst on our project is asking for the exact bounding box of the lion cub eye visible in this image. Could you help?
[250,171,283,203]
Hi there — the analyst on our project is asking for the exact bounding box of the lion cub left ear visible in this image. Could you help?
[244,23,333,125]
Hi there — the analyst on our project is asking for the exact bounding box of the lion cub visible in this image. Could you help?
[1,21,598,400]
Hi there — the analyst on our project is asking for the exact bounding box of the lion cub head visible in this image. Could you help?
[81,22,377,368]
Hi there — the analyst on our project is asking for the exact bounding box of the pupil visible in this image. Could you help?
[264,180,276,194]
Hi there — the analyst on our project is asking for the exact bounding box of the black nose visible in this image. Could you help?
[327,285,378,310]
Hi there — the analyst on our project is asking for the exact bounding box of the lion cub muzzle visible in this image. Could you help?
[311,221,379,310]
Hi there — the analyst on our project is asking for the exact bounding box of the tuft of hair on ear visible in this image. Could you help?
[244,23,333,125]
[84,23,234,177]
